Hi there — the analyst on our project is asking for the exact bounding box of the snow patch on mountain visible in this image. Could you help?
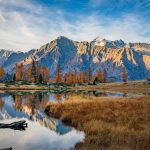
[92,36,125,48]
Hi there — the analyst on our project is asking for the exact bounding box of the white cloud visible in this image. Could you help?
[89,0,105,7]
[0,0,149,52]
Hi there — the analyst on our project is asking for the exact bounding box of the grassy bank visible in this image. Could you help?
[1,80,149,94]
[0,82,67,91]
[45,96,150,150]
[72,80,150,94]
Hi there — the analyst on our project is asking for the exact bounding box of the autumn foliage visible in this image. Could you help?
[15,63,23,81]
[13,60,50,83]
[0,67,5,80]
[12,60,110,84]
[55,65,61,83]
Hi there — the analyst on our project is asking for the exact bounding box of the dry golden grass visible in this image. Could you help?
[72,81,150,94]
[46,96,150,150]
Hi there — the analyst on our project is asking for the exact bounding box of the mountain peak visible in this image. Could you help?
[91,36,125,48]
[93,37,107,46]
[56,36,71,41]
[94,36,106,41]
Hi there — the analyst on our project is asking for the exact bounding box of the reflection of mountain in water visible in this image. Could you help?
[0,94,71,135]
[24,106,71,135]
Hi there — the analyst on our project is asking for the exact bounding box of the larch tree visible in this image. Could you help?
[0,97,4,110]
[15,63,23,81]
[24,66,32,82]
[67,72,73,85]
[0,67,5,81]
[79,71,85,84]
[96,70,103,83]
[63,73,68,84]
[122,67,127,82]
[87,67,92,83]
[44,67,50,82]
[73,68,77,84]
[55,64,62,83]
[31,60,38,83]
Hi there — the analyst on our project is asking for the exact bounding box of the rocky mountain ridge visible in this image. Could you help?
[0,36,150,81]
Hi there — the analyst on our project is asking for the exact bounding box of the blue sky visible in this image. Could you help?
[0,0,150,51]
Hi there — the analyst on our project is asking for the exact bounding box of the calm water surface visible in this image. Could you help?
[0,90,148,150]
[0,92,85,150]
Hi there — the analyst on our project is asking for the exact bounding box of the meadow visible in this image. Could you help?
[45,82,150,150]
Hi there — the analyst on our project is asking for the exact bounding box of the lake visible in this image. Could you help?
[0,91,86,150]
[0,90,149,150]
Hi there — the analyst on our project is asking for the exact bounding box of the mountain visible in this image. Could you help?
[92,36,125,48]
[0,49,36,72]
[0,36,150,81]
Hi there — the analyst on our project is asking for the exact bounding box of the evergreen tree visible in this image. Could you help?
[93,77,99,85]
[13,74,16,81]
[31,60,37,83]
[38,74,43,83]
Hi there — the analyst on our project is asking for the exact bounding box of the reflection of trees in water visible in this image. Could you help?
[11,93,50,118]
[73,90,105,97]
[0,93,72,134]
[40,94,49,110]
[93,91,105,97]
[37,92,43,102]
[26,94,40,108]
[25,94,40,118]
[73,90,107,97]
[10,91,108,115]
[13,95,23,111]
[0,97,5,109]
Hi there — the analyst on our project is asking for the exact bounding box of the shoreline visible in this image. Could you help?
[0,80,150,94]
